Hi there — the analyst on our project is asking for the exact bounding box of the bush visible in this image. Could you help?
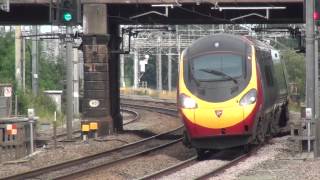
[17,89,64,124]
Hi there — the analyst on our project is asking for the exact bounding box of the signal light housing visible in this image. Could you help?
[315,0,320,26]
[59,0,81,26]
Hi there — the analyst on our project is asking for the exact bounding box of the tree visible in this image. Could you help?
[282,50,305,100]
[0,32,15,84]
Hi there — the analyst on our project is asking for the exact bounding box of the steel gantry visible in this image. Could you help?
[120,24,257,91]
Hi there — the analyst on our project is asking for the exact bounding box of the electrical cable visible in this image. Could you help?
[175,5,235,24]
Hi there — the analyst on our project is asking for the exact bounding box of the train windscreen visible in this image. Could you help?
[191,53,244,82]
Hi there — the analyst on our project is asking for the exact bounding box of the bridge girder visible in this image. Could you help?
[0,1,304,25]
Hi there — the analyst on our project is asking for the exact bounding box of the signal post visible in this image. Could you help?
[54,0,81,139]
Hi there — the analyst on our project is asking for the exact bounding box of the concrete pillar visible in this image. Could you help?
[32,26,39,96]
[15,26,22,89]
[73,48,79,117]
[82,4,111,136]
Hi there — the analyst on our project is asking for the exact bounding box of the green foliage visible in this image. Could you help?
[17,89,64,123]
[24,39,65,91]
[39,58,65,90]
[0,31,65,123]
[0,32,15,84]
[281,50,306,100]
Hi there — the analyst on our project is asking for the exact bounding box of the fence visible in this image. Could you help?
[0,117,35,163]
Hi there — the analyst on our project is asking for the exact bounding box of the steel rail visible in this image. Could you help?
[55,138,183,179]
[121,108,140,125]
[121,102,178,117]
[120,95,176,105]
[53,108,139,139]
[2,126,183,180]
[138,156,198,180]
[194,154,248,180]
[3,97,179,180]
[195,146,261,180]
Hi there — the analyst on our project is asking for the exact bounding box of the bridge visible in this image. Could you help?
[2,0,304,24]
[0,0,305,136]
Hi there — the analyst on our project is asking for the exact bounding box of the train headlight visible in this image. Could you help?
[240,89,257,106]
[179,94,198,109]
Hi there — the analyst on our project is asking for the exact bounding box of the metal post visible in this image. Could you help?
[176,25,181,58]
[168,33,172,92]
[32,26,38,96]
[66,26,73,140]
[134,48,139,88]
[120,54,125,87]
[54,111,57,149]
[22,37,26,92]
[15,95,17,117]
[29,119,34,154]
[316,37,320,157]
[157,36,162,91]
[315,39,319,120]
[306,0,317,156]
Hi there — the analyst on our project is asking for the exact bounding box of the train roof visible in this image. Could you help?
[246,36,276,51]
[187,34,277,56]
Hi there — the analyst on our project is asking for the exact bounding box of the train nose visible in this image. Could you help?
[194,106,244,134]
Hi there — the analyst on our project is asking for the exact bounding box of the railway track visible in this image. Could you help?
[41,108,140,142]
[121,102,178,117]
[121,108,140,125]
[140,145,261,180]
[4,102,181,180]
[138,156,198,180]
[3,126,183,180]
[51,97,176,141]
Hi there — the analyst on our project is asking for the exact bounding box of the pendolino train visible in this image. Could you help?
[178,34,289,157]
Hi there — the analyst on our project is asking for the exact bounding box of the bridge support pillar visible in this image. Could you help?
[82,4,122,136]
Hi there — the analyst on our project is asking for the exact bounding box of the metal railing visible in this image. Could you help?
[0,117,36,163]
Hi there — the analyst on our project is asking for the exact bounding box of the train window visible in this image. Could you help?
[265,66,274,87]
[192,54,244,81]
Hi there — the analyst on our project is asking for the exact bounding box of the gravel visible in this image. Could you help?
[77,142,195,180]
[236,137,320,180]
[3,99,314,180]
[124,109,180,134]
[0,108,181,178]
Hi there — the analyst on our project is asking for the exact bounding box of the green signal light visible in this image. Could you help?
[63,12,72,22]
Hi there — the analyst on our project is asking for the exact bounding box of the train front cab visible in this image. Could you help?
[178,36,263,151]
